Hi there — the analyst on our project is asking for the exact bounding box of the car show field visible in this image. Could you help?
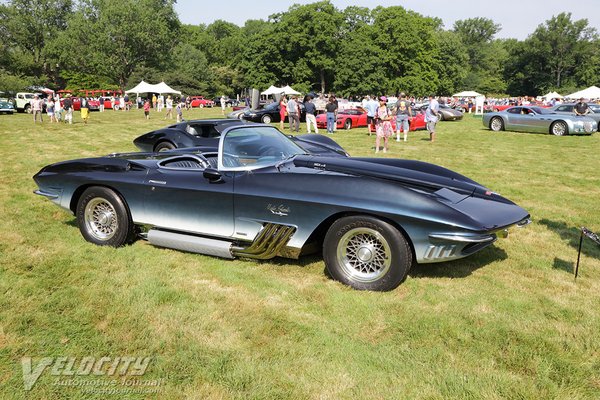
[1,108,600,398]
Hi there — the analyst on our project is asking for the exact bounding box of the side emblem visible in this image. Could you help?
[267,204,290,217]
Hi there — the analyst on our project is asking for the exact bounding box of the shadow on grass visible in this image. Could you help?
[539,219,600,259]
[552,257,574,274]
[409,245,507,279]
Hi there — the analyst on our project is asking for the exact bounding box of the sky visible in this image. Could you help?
[174,0,600,40]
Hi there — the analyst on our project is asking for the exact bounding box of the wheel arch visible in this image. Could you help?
[153,139,177,151]
[301,211,416,261]
[69,184,132,219]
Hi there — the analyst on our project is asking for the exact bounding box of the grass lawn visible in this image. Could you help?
[1,107,599,399]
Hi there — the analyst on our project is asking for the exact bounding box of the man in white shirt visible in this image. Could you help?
[425,95,439,142]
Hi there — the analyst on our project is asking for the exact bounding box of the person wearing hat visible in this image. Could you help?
[374,96,393,153]
[574,97,590,116]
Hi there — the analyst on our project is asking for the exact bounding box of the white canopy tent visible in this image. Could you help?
[125,81,181,95]
[281,85,301,95]
[542,91,563,100]
[565,86,600,100]
[452,90,483,97]
[260,85,282,96]
[260,85,301,96]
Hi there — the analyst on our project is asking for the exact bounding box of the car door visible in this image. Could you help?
[142,156,234,238]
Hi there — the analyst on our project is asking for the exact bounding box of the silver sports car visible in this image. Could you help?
[482,106,597,136]
[550,103,600,130]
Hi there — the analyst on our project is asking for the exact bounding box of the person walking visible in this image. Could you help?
[80,97,90,124]
[394,93,413,142]
[63,95,73,124]
[220,95,226,115]
[325,96,337,134]
[374,96,393,153]
[425,94,440,142]
[143,99,150,120]
[157,94,164,112]
[152,94,157,110]
[176,101,184,122]
[164,95,173,119]
[46,98,56,123]
[279,95,288,130]
[304,95,318,133]
[32,94,44,123]
[287,95,300,132]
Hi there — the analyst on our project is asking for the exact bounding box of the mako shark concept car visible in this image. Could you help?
[34,124,530,291]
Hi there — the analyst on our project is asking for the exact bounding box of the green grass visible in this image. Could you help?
[1,108,600,399]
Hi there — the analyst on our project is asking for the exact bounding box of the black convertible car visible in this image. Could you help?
[34,124,529,291]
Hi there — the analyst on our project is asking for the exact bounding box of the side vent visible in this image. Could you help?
[232,223,296,260]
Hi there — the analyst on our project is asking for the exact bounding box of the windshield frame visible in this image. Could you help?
[217,125,307,172]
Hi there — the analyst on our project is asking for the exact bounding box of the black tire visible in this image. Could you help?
[261,114,272,124]
[490,116,504,132]
[154,141,176,152]
[550,120,568,136]
[76,186,135,247]
[344,119,352,130]
[323,216,412,291]
[24,104,31,114]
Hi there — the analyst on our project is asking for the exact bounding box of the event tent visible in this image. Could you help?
[125,81,181,95]
[260,85,301,96]
[452,90,483,97]
[542,91,563,100]
[565,86,600,100]
[260,85,281,96]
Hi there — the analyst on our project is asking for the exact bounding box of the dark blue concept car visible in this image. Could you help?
[34,124,530,291]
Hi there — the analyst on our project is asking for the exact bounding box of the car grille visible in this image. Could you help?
[584,121,595,133]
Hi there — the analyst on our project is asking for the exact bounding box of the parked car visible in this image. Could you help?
[34,124,530,291]
[482,106,597,135]
[0,101,15,114]
[133,119,349,157]
[190,96,215,108]
[242,102,305,124]
[415,103,464,121]
[314,107,426,132]
[14,92,36,113]
[550,103,600,130]
[214,96,237,107]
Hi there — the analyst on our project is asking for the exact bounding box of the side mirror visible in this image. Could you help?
[203,168,223,183]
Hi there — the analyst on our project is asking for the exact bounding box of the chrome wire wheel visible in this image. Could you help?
[551,121,567,136]
[490,117,503,131]
[84,197,118,241]
[336,227,392,283]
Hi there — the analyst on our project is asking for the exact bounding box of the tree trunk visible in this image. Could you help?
[320,69,326,94]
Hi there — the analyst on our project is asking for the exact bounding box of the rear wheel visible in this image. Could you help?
[154,141,176,152]
[323,216,412,291]
[550,121,568,136]
[344,119,352,130]
[199,104,204,108]
[261,114,272,124]
[24,104,31,114]
[76,187,135,247]
[490,116,504,131]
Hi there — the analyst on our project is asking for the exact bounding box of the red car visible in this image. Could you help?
[368,112,426,133]
[190,96,215,108]
[316,108,369,130]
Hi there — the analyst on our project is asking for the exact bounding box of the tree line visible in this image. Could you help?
[1,0,598,98]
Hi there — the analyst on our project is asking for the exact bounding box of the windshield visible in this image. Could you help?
[218,126,307,171]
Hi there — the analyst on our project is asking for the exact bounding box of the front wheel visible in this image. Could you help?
[490,116,504,131]
[76,186,135,247]
[550,121,568,136]
[323,216,412,291]
[199,104,204,108]
[344,119,352,130]
[261,114,272,124]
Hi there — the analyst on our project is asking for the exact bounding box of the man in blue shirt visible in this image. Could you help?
[364,95,379,135]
